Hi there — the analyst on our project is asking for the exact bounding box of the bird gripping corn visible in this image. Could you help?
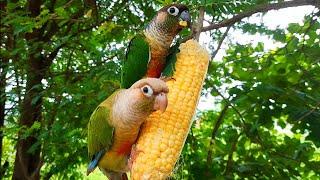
[131,40,210,179]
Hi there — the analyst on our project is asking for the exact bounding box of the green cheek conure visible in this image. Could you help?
[87,78,168,179]
[121,4,191,89]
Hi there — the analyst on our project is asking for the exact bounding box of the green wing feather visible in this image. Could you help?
[87,105,114,159]
[162,43,180,77]
[121,33,150,89]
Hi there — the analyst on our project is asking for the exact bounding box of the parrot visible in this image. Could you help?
[121,4,191,89]
[87,78,169,179]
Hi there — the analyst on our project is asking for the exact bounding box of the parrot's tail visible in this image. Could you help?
[87,161,97,176]
[87,150,105,175]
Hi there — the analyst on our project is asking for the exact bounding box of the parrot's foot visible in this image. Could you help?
[106,171,128,180]
[128,146,144,170]
[160,76,176,82]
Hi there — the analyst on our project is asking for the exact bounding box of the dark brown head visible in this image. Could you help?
[146,4,191,36]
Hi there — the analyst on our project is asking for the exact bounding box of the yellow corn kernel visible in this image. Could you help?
[131,40,210,179]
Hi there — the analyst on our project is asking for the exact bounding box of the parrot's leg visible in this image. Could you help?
[128,145,144,170]
[160,76,176,82]
[106,171,128,180]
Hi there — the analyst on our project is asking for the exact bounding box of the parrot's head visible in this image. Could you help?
[146,4,191,38]
[130,78,169,113]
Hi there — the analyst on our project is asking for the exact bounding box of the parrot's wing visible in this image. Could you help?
[162,43,180,77]
[121,33,150,89]
[87,105,114,173]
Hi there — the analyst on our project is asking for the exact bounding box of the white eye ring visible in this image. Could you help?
[141,85,153,97]
[167,6,179,16]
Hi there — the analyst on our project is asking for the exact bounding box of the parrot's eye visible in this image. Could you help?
[167,6,179,16]
[141,85,153,97]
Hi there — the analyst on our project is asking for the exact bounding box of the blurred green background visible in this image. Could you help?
[1,0,319,179]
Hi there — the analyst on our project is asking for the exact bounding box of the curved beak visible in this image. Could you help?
[179,10,191,28]
[153,92,168,113]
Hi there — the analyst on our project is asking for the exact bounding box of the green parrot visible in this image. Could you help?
[121,4,191,89]
[87,78,169,179]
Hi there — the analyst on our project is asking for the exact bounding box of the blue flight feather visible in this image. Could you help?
[87,150,105,175]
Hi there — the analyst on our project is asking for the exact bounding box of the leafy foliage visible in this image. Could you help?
[176,12,320,179]
[1,0,319,179]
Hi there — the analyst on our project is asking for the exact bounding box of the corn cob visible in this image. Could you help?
[131,40,210,179]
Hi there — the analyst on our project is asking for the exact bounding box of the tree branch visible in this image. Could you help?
[212,86,246,125]
[212,26,232,58]
[193,6,205,41]
[224,133,241,176]
[296,101,320,122]
[202,0,319,32]
[207,104,229,164]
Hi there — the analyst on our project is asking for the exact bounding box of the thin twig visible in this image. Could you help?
[212,26,232,58]
[206,104,230,164]
[297,101,320,122]
[202,0,318,32]
[212,86,246,125]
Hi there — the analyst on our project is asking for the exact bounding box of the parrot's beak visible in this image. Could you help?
[179,10,191,28]
[154,92,168,113]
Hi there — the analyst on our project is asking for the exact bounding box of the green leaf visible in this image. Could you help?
[55,7,69,18]
[31,95,42,105]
